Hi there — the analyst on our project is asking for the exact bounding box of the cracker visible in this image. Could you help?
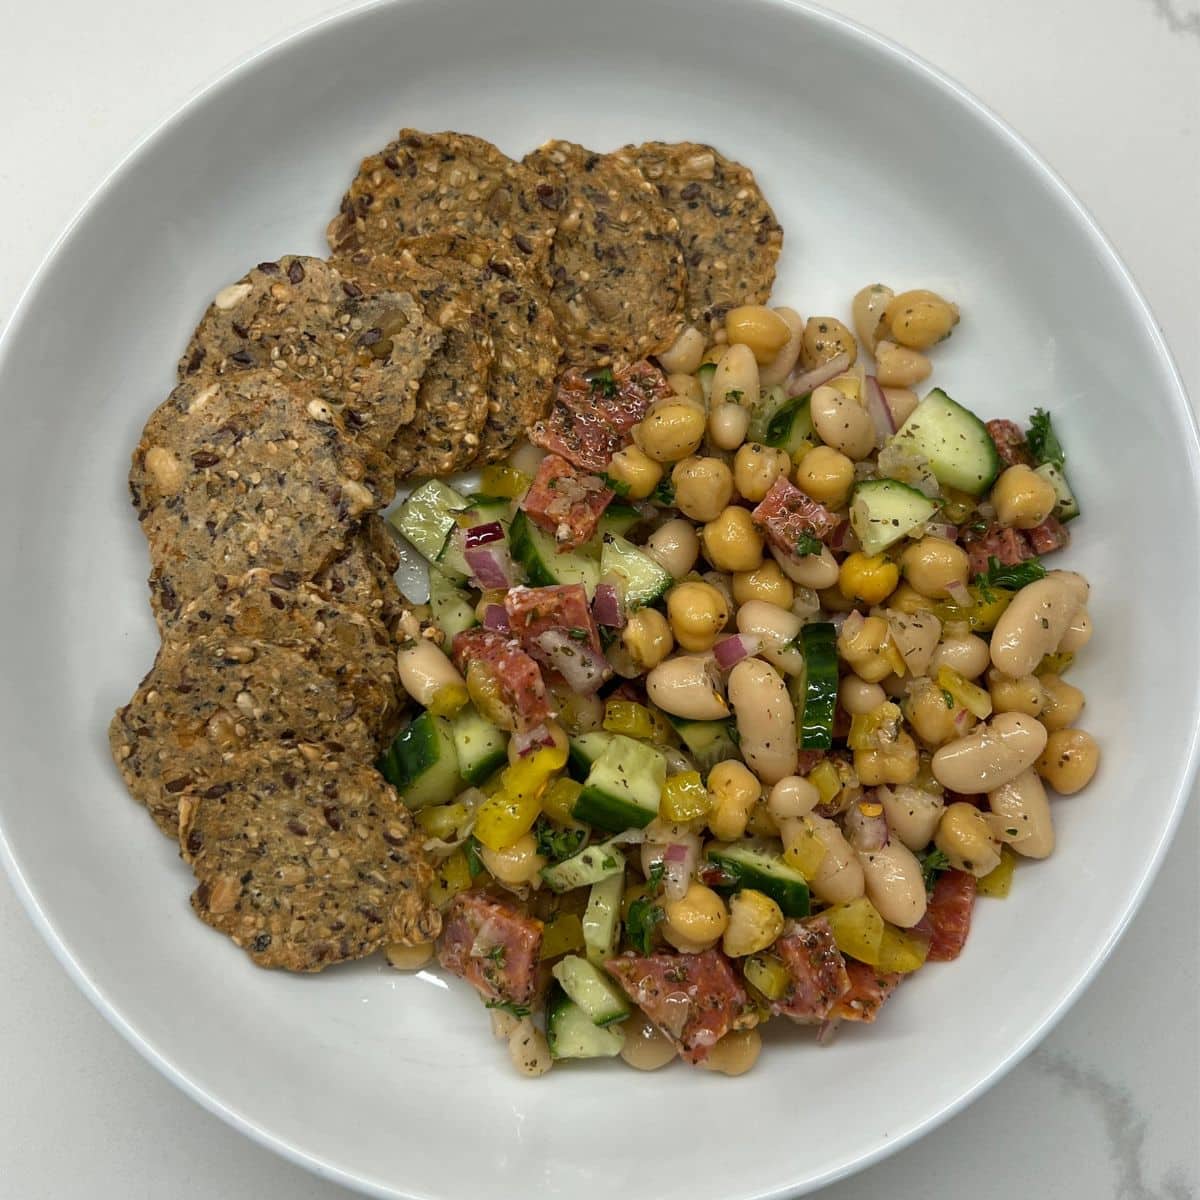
[522,139,686,365]
[177,256,443,453]
[179,750,438,971]
[615,141,782,330]
[314,514,406,633]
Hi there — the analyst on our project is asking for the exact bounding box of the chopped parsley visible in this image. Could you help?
[626,896,665,954]
[1026,408,1065,469]
[585,366,618,398]
[486,944,507,966]
[599,471,632,498]
[794,532,823,557]
[646,860,665,891]
[485,999,531,1018]
[974,555,1047,594]
[919,848,951,891]
[725,389,744,404]
[942,688,955,709]
[533,818,586,864]
[651,477,676,507]
[567,627,591,642]
[464,836,485,879]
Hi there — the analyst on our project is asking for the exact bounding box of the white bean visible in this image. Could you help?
[645,518,700,579]
[810,384,875,460]
[396,639,464,707]
[1058,606,1093,653]
[787,813,865,904]
[619,1013,677,1071]
[990,571,1090,677]
[988,768,1055,859]
[878,785,945,851]
[710,343,760,408]
[839,675,887,716]
[657,326,706,375]
[507,1019,553,1077]
[767,775,820,822]
[758,307,805,387]
[929,633,991,680]
[708,402,751,450]
[932,711,1049,793]
[645,655,730,720]
[727,658,797,785]
[858,840,927,928]
[770,544,839,589]
[736,599,805,676]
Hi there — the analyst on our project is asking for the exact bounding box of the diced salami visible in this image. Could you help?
[519,453,613,550]
[1026,515,1070,556]
[963,523,1032,577]
[505,584,603,654]
[752,476,842,557]
[917,869,977,962]
[451,628,553,731]
[529,401,623,473]
[437,890,544,1007]
[831,960,901,1023]
[606,949,750,1064]
[769,915,851,1023]
[986,419,1033,467]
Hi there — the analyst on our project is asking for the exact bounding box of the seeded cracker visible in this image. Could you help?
[522,140,686,365]
[179,750,438,971]
[315,514,406,633]
[328,129,555,279]
[615,141,783,330]
[178,256,443,453]
[130,371,394,627]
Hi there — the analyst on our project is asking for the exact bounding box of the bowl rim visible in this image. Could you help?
[1,0,1197,1196]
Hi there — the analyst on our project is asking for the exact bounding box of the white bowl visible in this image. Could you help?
[1,1,1196,1197]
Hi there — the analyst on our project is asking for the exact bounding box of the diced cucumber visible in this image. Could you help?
[551,955,631,1026]
[849,479,939,556]
[509,510,600,595]
[797,622,837,750]
[598,503,641,540]
[463,494,513,526]
[428,568,477,640]
[568,731,616,780]
[667,715,740,772]
[748,384,789,443]
[388,481,468,571]
[438,495,513,578]
[600,533,672,608]
[890,389,1001,497]
[764,394,814,455]
[696,361,717,402]
[1034,463,1080,523]
[546,985,625,1059]
[574,736,667,832]
[582,872,624,967]
[540,839,627,892]
[450,707,507,786]
[706,839,811,918]
[377,713,461,810]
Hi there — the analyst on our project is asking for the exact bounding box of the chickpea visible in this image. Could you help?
[619,1013,677,1071]
[672,455,734,522]
[606,443,663,500]
[621,608,674,670]
[1039,674,1085,731]
[810,384,875,460]
[904,678,963,747]
[385,942,434,970]
[733,442,789,502]
[987,668,1046,717]
[479,833,546,886]
[991,464,1057,530]
[635,402,707,463]
[759,307,805,387]
[702,506,764,573]
[874,340,932,389]
[662,881,729,953]
[710,342,760,408]
[645,519,699,579]
[726,305,791,364]
[701,1029,762,1077]
[707,760,761,840]
[884,289,960,350]
[839,675,887,716]
[722,890,785,957]
[767,775,820,822]
[900,537,970,599]
[656,326,705,375]
[929,633,991,680]
[851,283,894,354]
[800,316,858,369]
[837,615,894,684]
[855,730,919,786]
[732,560,794,609]
[1036,728,1100,794]
[935,802,1002,877]
[881,386,919,426]
[838,552,900,605]
[666,580,729,652]
[708,401,751,450]
[794,444,855,507]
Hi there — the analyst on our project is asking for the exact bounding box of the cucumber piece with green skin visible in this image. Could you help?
[540,839,627,892]
[849,479,939,556]
[598,503,641,540]
[574,737,667,832]
[667,715,740,772]
[509,510,600,595]
[798,622,838,750]
[696,361,717,402]
[450,706,507,786]
[437,495,513,577]
[551,955,631,1026]
[1034,463,1080,522]
[388,480,469,574]
[748,384,789,443]
[546,984,625,1059]
[706,840,811,918]
[600,533,672,608]
[582,872,624,967]
[890,388,1002,497]
[377,712,461,810]
[763,394,814,455]
[428,568,478,641]
[568,732,616,780]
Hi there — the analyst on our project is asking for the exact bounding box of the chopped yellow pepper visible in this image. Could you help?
[415,801,468,841]
[807,760,842,808]
[880,635,908,678]
[782,816,827,879]
[875,924,930,973]
[978,845,1017,898]
[743,954,791,1001]
[890,582,1013,632]
[936,665,993,720]
[427,849,473,908]
[847,702,903,752]
[541,777,583,825]
[473,756,557,850]
[823,896,885,966]
[426,682,469,718]
[660,771,711,822]
[603,699,655,739]
[466,661,512,727]
[789,437,817,467]
[939,488,976,524]
[479,464,531,499]
[1035,651,1075,677]
[540,912,586,960]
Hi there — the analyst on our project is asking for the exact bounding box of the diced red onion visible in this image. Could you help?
[945,579,973,608]
[863,375,895,446]
[464,521,505,549]
[713,633,761,670]
[786,351,851,397]
[512,724,555,758]
[840,609,865,641]
[533,629,612,694]
[483,604,510,631]
[592,583,625,629]
[664,842,689,864]
[662,838,700,901]
[464,543,513,589]
[843,796,889,852]
[828,520,855,553]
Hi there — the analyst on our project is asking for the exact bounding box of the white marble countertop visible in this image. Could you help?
[1,1,1197,1196]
